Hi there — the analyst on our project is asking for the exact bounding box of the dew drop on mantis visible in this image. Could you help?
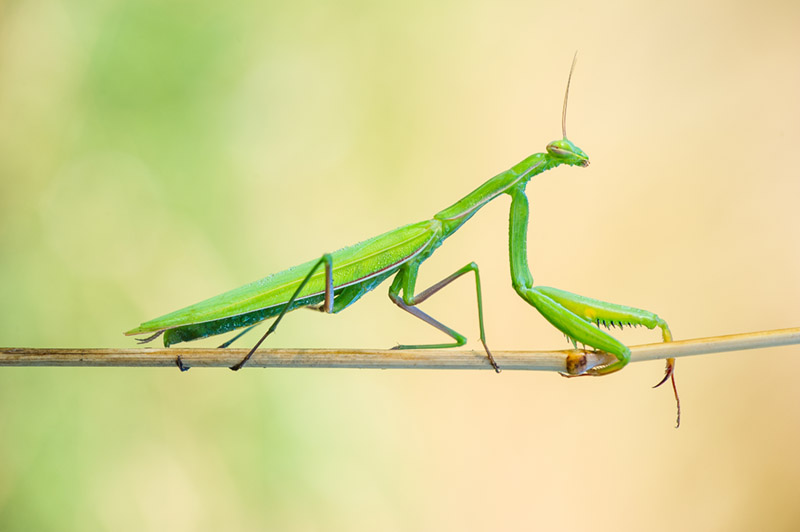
[127,54,680,425]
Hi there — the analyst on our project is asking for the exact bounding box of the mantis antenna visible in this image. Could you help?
[562,51,578,139]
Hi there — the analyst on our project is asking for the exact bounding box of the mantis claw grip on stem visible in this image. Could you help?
[126,54,679,424]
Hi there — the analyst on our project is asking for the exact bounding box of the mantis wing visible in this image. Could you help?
[125,219,440,341]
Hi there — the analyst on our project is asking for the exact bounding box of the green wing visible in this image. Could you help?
[125,219,439,336]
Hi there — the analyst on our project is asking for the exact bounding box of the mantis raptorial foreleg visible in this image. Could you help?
[534,286,672,374]
[229,253,334,371]
[506,186,679,422]
[538,284,679,423]
[539,285,675,382]
[388,261,500,372]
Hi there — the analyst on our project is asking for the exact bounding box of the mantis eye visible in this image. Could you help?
[546,142,570,157]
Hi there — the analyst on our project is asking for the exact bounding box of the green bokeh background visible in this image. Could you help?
[2,1,800,530]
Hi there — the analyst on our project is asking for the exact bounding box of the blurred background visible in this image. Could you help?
[2,0,800,530]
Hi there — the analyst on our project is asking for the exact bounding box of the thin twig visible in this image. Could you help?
[1,327,798,371]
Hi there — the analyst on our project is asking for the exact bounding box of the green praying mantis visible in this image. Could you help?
[126,55,679,423]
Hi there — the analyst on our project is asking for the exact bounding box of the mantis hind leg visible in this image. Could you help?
[135,330,164,344]
[229,253,334,371]
[388,261,499,372]
[218,324,259,349]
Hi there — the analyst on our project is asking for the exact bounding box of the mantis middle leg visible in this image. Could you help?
[388,261,500,372]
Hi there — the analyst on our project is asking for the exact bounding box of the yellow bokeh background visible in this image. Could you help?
[2,0,800,530]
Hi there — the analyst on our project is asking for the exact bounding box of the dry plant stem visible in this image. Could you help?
[1,327,798,371]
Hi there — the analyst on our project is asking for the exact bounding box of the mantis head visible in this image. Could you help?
[547,138,589,167]
[546,52,589,168]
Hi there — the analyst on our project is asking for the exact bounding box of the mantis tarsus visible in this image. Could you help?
[126,55,680,425]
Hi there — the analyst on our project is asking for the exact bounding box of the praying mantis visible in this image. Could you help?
[126,55,679,423]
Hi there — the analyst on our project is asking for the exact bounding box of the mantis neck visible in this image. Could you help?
[433,152,557,235]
